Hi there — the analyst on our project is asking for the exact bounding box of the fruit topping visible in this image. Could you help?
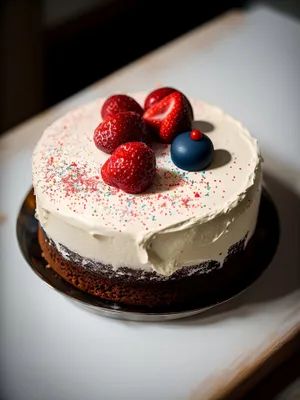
[143,91,193,144]
[144,87,176,110]
[190,129,202,141]
[171,130,214,171]
[144,87,194,119]
[101,94,144,120]
[94,111,151,154]
[101,142,156,194]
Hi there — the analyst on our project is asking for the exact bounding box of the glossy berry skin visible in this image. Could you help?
[144,87,176,110]
[190,129,202,141]
[94,111,151,154]
[101,142,156,194]
[101,94,144,120]
[144,87,194,119]
[171,131,214,171]
[143,91,193,144]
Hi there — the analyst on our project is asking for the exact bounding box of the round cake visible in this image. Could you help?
[32,90,262,307]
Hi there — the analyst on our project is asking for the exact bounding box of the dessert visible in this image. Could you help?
[32,88,262,308]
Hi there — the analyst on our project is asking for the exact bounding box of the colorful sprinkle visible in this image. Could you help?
[33,107,252,233]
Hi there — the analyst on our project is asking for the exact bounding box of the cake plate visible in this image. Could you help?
[16,187,280,322]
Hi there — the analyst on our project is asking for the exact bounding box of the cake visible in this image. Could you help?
[32,88,262,308]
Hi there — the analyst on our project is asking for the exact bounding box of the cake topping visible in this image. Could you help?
[32,92,261,278]
[171,131,214,171]
[190,129,202,141]
[32,93,260,238]
[143,91,193,144]
[94,111,151,154]
[144,87,176,110]
[101,94,144,120]
[101,142,156,194]
[144,87,194,119]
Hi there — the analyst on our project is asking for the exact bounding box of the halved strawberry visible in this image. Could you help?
[101,142,156,194]
[101,94,143,120]
[144,87,176,110]
[94,111,151,154]
[144,87,194,119]
[143,91,193,143]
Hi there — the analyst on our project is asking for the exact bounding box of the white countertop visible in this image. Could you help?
[0,5,300,400]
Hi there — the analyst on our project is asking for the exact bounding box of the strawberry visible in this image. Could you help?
[101,142,156,194]
[143,91,193,144]
[94,111,151,154]
[144,87,176,110]
[144,87,194,119]
[101,94,144,119]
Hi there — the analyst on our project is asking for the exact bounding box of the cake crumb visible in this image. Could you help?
[0,214,7,223]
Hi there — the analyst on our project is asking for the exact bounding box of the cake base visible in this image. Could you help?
[38,228,254,307]
[17,186,279,320]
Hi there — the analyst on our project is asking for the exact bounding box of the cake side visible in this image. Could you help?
[32,92,262,277]
[38,226,256,307]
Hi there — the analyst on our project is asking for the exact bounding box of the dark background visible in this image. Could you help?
[1,0,300,135]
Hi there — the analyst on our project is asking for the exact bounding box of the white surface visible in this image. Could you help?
[0,5,300,400]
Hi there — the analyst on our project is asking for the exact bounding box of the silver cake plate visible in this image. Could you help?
[16,187,279,322]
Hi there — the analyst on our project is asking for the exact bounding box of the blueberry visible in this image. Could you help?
[171,130,214,171]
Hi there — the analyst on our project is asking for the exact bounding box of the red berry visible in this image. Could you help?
[101,142,156,194]
[143,91,193,144]
[144,87,176,110]
[190,129,202,141]
[101,94,144,120]
[144,87,194,119]
[94,111,151,154]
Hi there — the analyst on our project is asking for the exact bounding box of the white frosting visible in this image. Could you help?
[32,92,262,276]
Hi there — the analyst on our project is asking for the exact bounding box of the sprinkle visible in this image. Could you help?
[34,117,250,233]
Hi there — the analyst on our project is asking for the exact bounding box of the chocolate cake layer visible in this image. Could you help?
[38,227,255,307]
